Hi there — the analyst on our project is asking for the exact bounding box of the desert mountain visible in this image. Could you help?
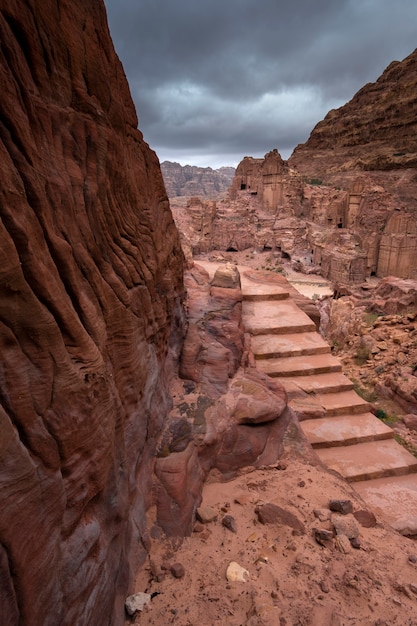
[161,161,235,197]
[290,48,417,175]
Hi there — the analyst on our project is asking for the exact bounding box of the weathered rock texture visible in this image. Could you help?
[290,48,417,174]
[173,51,417,285]
[161,161,235,197]
[0,2,184,625]
[153,263,292,537]
[289,48,417,282]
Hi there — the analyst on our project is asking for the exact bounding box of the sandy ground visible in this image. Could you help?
[129,456,417,626]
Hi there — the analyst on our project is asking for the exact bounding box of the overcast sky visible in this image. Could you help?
[104,0,416,169]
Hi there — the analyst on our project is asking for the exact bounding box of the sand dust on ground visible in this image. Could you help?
[129,457,417,626]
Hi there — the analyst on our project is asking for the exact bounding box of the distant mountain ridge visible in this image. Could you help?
[161,161,235,197]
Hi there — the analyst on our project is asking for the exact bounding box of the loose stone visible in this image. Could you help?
[329,499,353,515]
[125,592,152,616]
[222,514,238,533]
[226,561,250,583]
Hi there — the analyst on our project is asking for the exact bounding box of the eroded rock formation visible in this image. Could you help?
[173,51,417,285]
[161,161,235,197]
[0,2,184,624]
[153,263,292,537]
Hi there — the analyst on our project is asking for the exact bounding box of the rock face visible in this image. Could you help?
[172,52,417,284]
[290,48,417,174]
[0,2,184,625]
[289,49,417,282]
[161,161,235,197]
[153,263,291,537]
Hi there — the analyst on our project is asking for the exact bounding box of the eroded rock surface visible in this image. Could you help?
[172,52,417,285]
[0,2,184,625]
[161,161,235,197]
[154,263,292,537]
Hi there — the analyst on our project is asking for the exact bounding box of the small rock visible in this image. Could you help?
[320,580,330,594]
[125,592,152,616]
[222,514,237,533]
[298,481,305,488]
[193,521,205,533]
[211,263,240,288]
[313,508,332,522]
[226,561,250,583]
[246,532,258,542]
[397,352,407,364]
[196,506,218,524]
[335,534,351,554]
[332,514,360,539]
[256,553,270,564]
[350,537,361,550]
[256,503,305,533]
[408,554,417,564]
[329,499,353,515]
[353,509,377,528]
[170,563,185,579]
[314,528,334,547]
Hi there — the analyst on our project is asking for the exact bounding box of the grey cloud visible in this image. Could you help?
[104,0,417,166]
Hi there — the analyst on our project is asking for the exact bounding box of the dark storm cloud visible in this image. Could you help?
[104,0,417,167]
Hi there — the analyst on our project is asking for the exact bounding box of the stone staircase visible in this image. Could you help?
[240,270,417,535]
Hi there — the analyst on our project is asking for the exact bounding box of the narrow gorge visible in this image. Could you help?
[1,2,417,626]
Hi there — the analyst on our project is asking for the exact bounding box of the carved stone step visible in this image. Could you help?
[280,372,354,394]
[256,353,342,377]
[316,439,417,482]
[315,390,370,416]
[242,300,316,335]
[354,475,417,536]
[301,413,394,448]
[251,332,331,359]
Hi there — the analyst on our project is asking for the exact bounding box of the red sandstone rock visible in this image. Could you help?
[153,265,295,537]
[256,503,305,533]
[0,2,184,625]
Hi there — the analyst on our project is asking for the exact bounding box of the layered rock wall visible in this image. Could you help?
[161,161,235,197]
[0,1,184,625]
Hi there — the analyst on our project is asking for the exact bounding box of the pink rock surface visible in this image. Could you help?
[0,2,184,624]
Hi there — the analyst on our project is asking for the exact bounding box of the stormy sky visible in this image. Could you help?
[104,0,417,169]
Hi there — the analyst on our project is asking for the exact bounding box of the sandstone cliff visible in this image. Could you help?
[0,2,184,625]
[175,49,417,284]
[161,161,235,197]
[290,48,417,175]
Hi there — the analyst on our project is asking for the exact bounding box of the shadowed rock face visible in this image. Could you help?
[290,48,417,175]
[0,1,184,625]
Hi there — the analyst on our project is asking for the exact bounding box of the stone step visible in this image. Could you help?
[242,300,316,335]
[255,353,342,377]
[354,475,417,536]
[301,413,394,448]
[315,439,417,482]
[315,390,370,416]
[280,372,354,395]
[251,332,331,359]
[241,284,289,302]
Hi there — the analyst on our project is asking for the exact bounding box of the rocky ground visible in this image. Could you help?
[125,252,417,626]
[128,456,417,626]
